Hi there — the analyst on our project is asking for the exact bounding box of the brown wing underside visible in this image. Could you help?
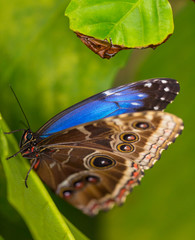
[36,111,183,215]
[38,147,143,215]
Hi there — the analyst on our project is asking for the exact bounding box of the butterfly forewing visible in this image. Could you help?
[36,78,180,138]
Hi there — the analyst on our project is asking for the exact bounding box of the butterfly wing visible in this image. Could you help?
[37,147,143,215]
[35,111,183,215]
[37,78,180,138]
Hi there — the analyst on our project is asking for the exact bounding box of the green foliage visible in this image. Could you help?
[66,0,174,47]
[0,0,194,240]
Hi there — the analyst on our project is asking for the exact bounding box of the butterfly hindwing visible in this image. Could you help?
[37,147,143,215]
[35,111,183,215]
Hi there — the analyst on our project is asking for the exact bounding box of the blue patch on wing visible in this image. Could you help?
[38,78,180,138]
[40,89,147,138]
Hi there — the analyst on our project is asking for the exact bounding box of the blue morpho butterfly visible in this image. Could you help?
[8,78,183,215]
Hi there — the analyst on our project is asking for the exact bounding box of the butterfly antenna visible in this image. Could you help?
[19,120,29,129]
[10,85,30,129]
[4,129,26,134]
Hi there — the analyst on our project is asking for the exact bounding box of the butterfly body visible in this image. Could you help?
[18,78,183,215]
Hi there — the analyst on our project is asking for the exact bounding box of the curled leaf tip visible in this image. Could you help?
[75,32,128,59]
[75,32,172,59]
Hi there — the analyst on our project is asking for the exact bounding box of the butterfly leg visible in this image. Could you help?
[25,158,40,188]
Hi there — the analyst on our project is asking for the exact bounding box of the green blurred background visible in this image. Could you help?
[0,0,194,239]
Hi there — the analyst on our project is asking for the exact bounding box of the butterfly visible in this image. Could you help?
[10,78,183,215]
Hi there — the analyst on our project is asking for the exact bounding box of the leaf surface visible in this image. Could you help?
[66,0,174,48]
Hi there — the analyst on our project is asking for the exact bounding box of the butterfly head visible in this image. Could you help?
[19,130,38,158]
[20,129,33,146]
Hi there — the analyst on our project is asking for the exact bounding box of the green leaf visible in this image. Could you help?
[0,114,88,240]
[65,0,174,48]
[0,163,33,239]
